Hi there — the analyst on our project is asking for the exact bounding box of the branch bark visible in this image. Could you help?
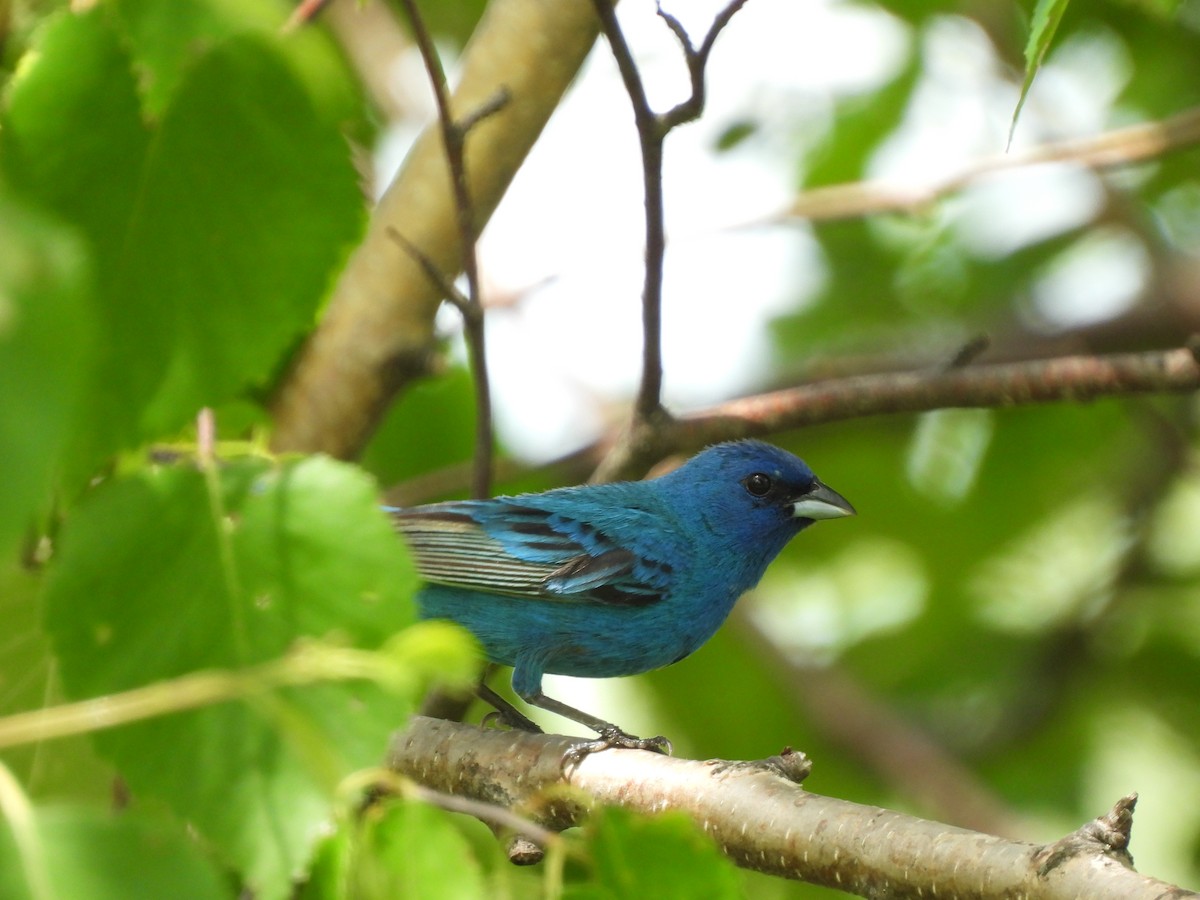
[592,344,1200,481]
[389,717,1198,899]
[270,0,602,458]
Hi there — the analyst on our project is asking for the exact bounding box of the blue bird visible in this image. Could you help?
[390,440,854,758]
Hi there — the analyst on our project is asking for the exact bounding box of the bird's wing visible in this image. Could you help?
[390,500,671,607]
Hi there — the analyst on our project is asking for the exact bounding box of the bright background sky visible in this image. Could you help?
[376,0,1142,461]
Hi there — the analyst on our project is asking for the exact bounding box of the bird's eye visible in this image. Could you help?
[743,473,773,497]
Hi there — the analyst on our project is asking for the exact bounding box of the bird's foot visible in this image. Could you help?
[562,726,672,768]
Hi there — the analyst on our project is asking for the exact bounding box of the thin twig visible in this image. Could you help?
[386,227,472,313]
[405,781,563,849]
[590,0,751,428]
[396,0,499,499]
[655,0,749,128]
[591,0,665,422]
[767,105,1200,225]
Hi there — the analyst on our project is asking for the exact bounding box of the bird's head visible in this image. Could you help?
[655,440,855,554]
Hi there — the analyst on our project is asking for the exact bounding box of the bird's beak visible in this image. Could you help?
[792,480,856,520]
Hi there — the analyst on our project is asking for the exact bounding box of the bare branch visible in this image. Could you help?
[389,717,1197,898]
[591,0,667,422]
[656,0,749,128]
[765,105,1200,225]
[590,0,751,431]
[677,345,1200,447]
[396,0,500,499]
[589,345,1200,482]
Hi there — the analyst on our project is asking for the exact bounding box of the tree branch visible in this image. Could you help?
[270,0,602,459]
[591,344,1200,481]
[681,343,1200,438]
[590,0,748,431]
[395,0,503,498]
[766,105,1200,224]
[388,717,1198,898]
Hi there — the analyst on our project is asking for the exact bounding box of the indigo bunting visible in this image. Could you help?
[391,440,854,757]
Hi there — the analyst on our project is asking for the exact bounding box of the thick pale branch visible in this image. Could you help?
[270,0,601,458]
[389,717,1197,899]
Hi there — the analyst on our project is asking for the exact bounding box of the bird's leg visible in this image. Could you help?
[522,690,672,766]
[476,681,543,734]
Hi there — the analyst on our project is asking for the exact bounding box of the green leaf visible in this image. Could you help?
[43,457,419,898]
[0,806,229,900]
[346,800,486,900]
[111,0,285,114]
[0,9,152,474]
[360,366,478,491]
[112,0,365,125]
[124,34,364,436]
[1010,0,1071,144]
[581,807,741,899]
[0,559,113,803]
[1,10,363,480]
[0,194,93,558]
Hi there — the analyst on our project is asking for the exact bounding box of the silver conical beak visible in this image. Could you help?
[792,480,856,520]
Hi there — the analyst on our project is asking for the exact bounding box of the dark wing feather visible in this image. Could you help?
[390,500,671,607]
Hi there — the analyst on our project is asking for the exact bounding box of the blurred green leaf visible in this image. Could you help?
[0,806,229,900]
[111,0,365,132]
[111,0,285,114]
[0,8,151,475]
[714,120,757,152]
[349,799,486,900]
[0,8,363,482]
[125,34,363,436]
[361,367,478,491]
[574,806,741,900]
[0,194,92,558]
[42,457,418,898]
[0,559,114,803]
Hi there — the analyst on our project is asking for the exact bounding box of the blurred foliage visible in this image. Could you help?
[0,0,1199,897]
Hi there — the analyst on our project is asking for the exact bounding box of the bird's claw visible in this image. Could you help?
[561,727,672,768]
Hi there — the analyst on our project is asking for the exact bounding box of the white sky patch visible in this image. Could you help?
[952,163,1106,260]
[1028,227,1150,330]
[870,16,1017,182]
